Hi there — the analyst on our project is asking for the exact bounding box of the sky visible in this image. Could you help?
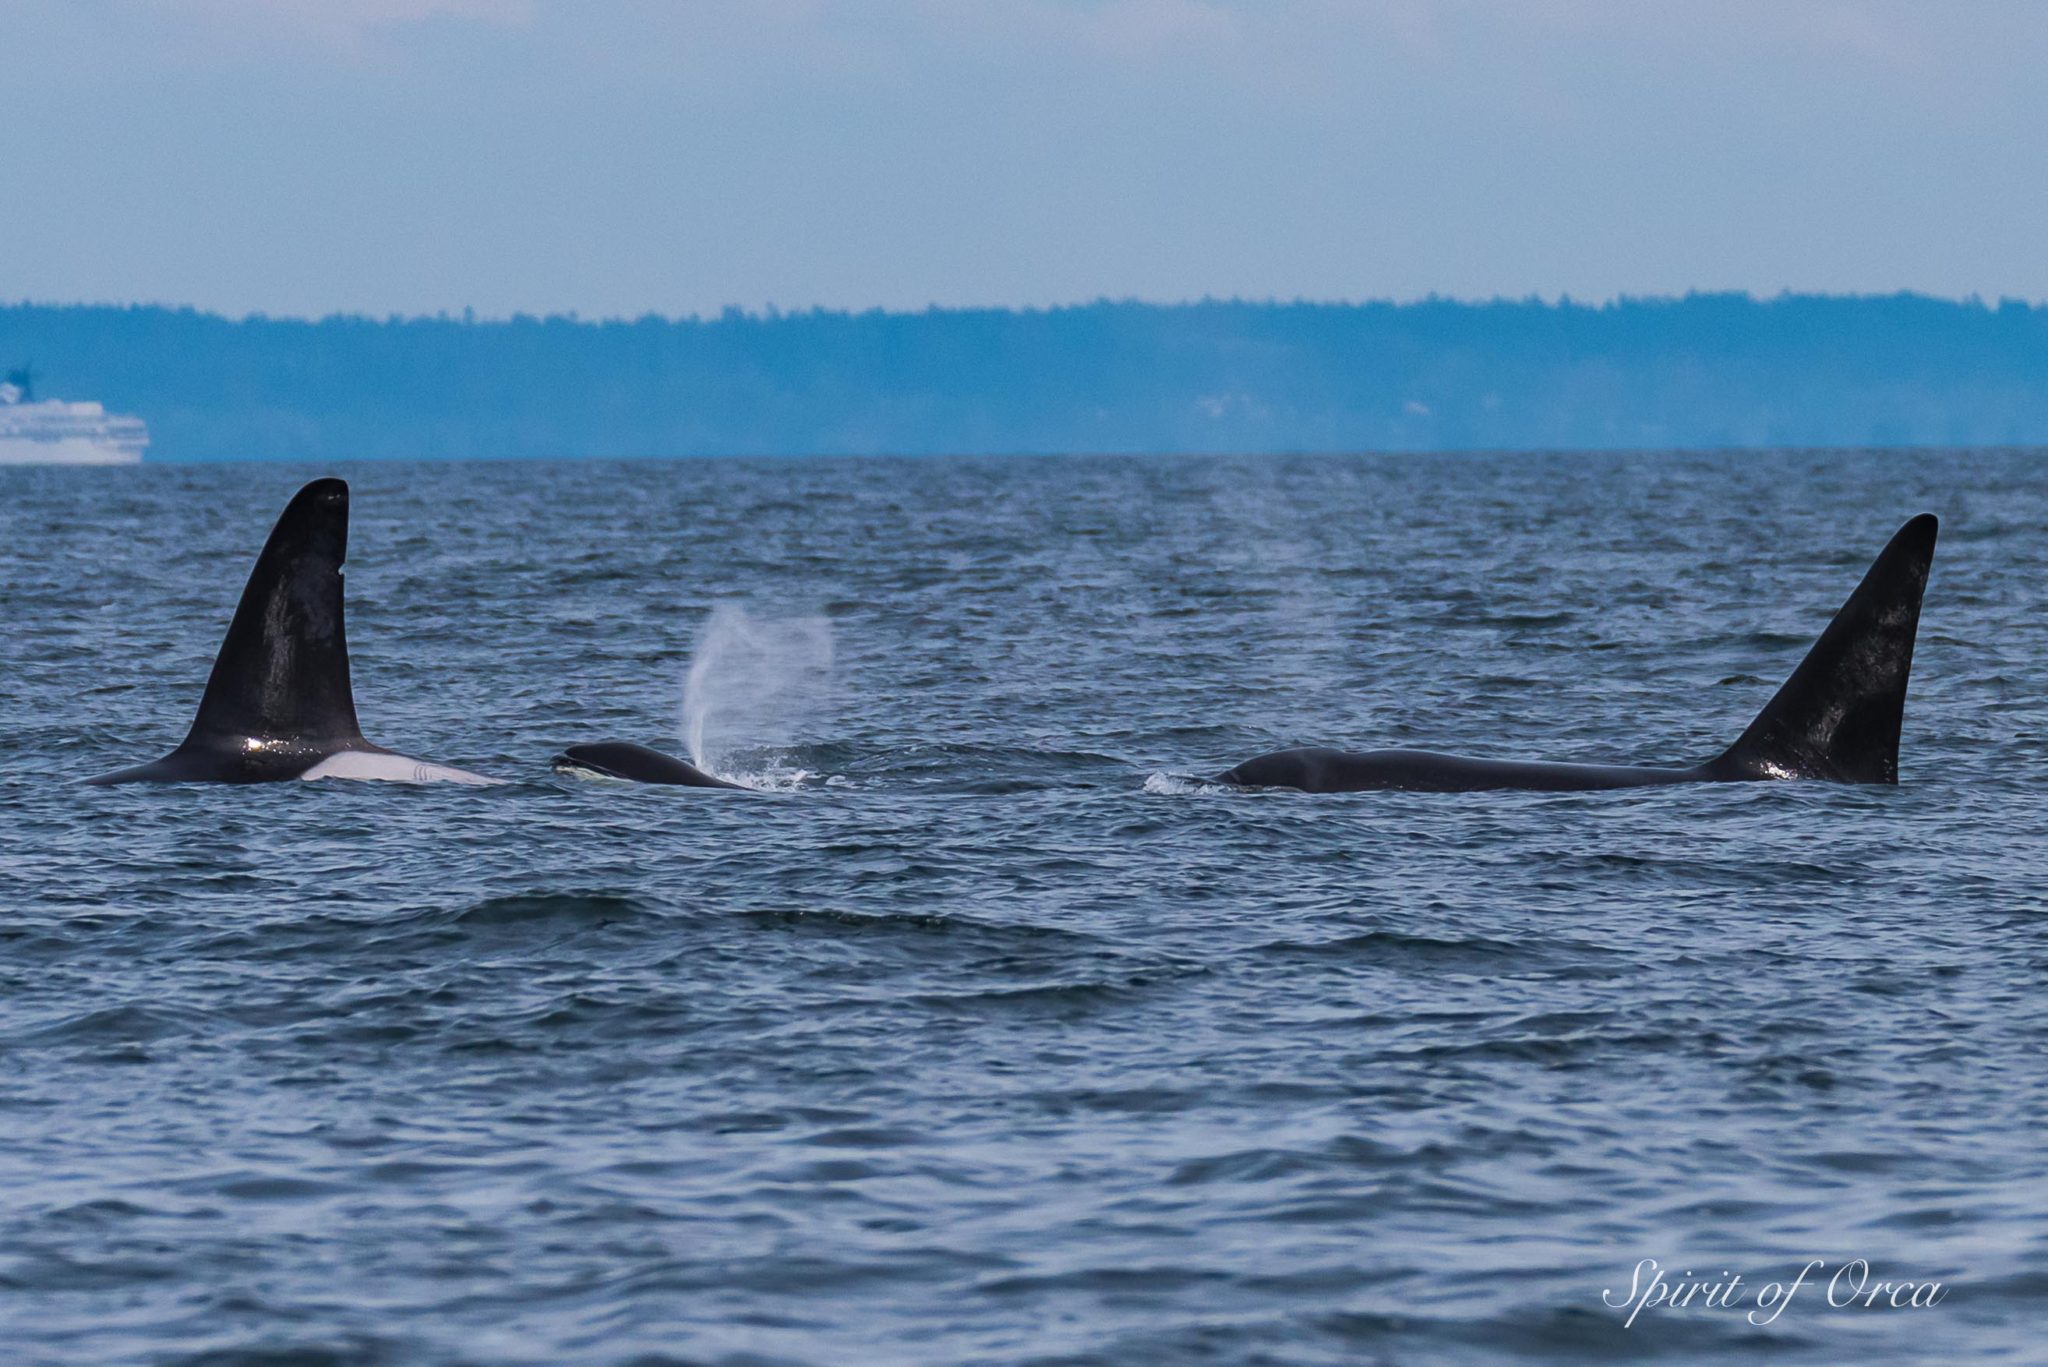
[3,0,2046,319]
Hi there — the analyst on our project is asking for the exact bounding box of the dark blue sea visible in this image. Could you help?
[3,450,2044,1365]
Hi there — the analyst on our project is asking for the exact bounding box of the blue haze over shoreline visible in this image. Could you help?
[7,292,2048,461]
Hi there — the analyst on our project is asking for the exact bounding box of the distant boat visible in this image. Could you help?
[0,365,149,465]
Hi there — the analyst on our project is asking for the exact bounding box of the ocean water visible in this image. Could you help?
[2,450,2044,1365]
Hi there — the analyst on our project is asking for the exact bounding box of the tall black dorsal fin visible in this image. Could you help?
[1713,514,1937,785]
[182,478,365,748]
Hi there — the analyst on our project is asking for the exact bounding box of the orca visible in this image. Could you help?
[87,478,499,786]
[551,741,750,789]
[1216,514,1938,794]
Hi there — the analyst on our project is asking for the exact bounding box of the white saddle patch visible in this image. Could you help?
[299,750,503,786]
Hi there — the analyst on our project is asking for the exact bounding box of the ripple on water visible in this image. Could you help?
[3,451,2043,1363]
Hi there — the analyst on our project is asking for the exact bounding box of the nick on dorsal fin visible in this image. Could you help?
[87,479,498,786]
[1707,513,1937,785]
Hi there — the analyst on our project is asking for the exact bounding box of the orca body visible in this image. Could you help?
[87,479,498,786]
[1218,514,1938,794]
[552,741,750,789]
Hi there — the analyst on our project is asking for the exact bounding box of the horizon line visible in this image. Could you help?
[7,288,2047,329]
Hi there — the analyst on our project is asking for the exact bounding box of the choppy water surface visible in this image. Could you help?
[3,451,2045,1364]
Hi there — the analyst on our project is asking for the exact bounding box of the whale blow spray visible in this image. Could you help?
[680,604,835,779]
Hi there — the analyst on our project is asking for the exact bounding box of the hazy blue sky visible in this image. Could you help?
[4,1,2044,318]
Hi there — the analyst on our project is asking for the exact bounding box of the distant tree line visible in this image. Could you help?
[3,293,2046,461]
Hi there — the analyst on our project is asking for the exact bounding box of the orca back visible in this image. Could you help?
[1712,513,1937,785]
[183,478,365,752]
[553,741,750,789]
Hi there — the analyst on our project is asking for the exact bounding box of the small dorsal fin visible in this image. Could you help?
[1713,514,1937,784]
[182,478,365,748]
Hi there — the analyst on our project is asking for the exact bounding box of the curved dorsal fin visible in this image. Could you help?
[1714,514,1937,784]
[182,478,365,748]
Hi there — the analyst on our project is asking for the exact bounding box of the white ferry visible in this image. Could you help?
[0,366,149,465]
